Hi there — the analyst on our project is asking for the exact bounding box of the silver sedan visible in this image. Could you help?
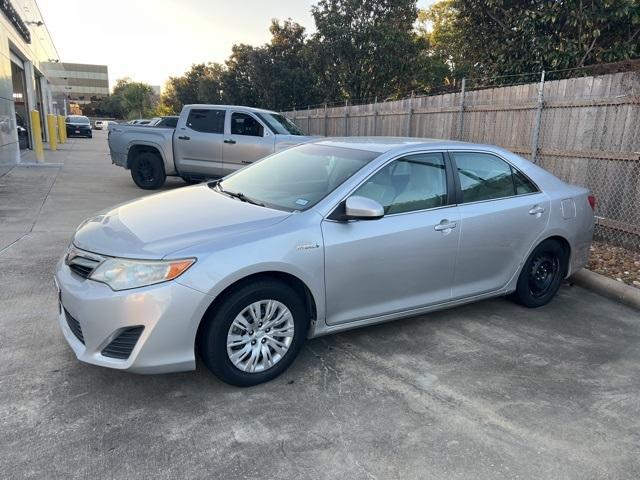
[55,138,595,386]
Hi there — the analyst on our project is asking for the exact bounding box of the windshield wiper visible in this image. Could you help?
[213,183,265,207]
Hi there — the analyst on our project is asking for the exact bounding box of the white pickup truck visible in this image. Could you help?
[108,104,316,189]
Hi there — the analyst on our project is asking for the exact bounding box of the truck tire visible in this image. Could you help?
[130,151,166,190]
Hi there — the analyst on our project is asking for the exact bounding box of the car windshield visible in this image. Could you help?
[213,144,378,211]
[66,116,90,124]
[255,112,304,136]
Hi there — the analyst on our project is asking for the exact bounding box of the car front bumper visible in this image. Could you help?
[54,257,213,374]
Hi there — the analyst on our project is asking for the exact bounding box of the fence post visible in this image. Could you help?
[457,78,466,140]
[373,96,378,136]
[307,105,311,135]
[530,70,545,164]
[324,103,328,137]
[406,91,414,137]
[292,105,296,128]
[344,100,349,136]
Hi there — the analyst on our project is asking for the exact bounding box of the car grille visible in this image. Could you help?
[66,247,103,279]
[101,326,144,359]
[64,308,85,344]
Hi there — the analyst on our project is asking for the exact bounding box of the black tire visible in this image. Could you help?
[513,239,567,308]
[198,280,308,387]
[130,151,166,190]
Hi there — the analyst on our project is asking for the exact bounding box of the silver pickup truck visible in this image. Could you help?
[108,105,315,189]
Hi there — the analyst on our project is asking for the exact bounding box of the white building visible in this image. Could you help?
[1,0,66,165]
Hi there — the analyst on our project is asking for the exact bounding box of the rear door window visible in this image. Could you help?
[186,109,225,134]
[452,152,538,203]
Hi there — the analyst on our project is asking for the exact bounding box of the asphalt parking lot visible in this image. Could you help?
[1,131,639,479]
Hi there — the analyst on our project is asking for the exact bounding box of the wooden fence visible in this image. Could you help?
[284,71,640,249]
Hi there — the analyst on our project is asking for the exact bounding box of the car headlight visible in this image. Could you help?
[89,257,195,291]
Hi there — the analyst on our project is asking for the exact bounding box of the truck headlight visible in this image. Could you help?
[90,257,195,291]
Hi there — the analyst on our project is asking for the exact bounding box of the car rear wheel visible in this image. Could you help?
[130,151,166,190]
[198,280,308,386]
[513,239,566,308]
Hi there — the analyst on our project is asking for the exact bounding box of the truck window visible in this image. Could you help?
[186,109,225,134]
[231,113,264,137]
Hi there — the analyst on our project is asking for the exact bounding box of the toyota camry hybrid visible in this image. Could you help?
[54,137,594,386]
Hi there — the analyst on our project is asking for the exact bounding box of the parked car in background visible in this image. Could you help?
[94,120,106,130]
[16,113,29,149]
[126,119,151,125]
[149,116,179,128]
[108,104,315,189]
[66,115,92,138]
[56,137,594,386]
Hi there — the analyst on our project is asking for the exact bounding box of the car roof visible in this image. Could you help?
[310,136,509,154]
[183,104,278,115]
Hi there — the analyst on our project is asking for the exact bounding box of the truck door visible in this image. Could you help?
[174,107,225,178]
[222,111,275,175]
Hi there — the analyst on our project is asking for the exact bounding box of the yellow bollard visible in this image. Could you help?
[29,110,45,162]
[47,114,57,151]
[57,115,66,143]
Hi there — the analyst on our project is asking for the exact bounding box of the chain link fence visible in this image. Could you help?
[284,69,640,250]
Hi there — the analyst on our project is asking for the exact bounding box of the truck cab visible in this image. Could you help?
[108,104,315,189]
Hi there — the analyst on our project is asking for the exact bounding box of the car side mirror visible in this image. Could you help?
[345,196,384,220]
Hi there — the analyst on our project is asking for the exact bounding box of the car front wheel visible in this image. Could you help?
[513,239,566,308]
[198,280,308,386]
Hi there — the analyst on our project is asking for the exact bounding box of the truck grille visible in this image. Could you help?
[101,326,144,359]
[64,308,85,344]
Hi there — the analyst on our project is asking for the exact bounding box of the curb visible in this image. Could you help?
[16,163,64,168]
[570,269,640,311]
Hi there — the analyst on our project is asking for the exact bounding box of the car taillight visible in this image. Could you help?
[588,195,596,211]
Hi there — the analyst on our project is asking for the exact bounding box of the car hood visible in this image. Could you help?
[73,184,291,259]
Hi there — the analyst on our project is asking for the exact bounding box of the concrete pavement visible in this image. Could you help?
[1,131,639,479]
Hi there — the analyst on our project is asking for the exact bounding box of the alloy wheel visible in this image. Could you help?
[226,300,295,373]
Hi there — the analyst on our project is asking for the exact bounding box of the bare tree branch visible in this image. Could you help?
[579,35,598,67]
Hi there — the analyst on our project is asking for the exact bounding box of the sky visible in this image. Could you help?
[38,0,435,91]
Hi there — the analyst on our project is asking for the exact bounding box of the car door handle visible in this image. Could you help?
[434,220,457,231]
[177,135,190,140]
[224,139,236,144]
[529,206,545,215]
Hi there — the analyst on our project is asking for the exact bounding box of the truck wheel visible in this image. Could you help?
[130,152,166,190]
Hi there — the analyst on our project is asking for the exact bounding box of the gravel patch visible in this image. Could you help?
[588,241,640,289]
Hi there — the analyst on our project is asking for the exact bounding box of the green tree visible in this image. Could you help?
[221,44,264,107]
[309,0,425,101]
[163,63,225,111]
[432,0,640,80]
[417,1,469,84]
[121,81,157,119]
